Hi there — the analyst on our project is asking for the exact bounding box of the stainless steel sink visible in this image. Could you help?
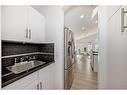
[6,60,46,74]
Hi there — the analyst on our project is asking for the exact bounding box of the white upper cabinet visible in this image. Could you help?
[1,6,45,43]
[2,6,28,42]
[28,7,45,43]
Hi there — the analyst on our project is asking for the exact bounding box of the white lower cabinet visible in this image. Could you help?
[2,71,38,90]
[2,64,54,90]
[23,80,39,90]
[39,64,54,89]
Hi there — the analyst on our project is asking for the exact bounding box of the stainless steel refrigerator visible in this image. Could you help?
[64,27,75,89]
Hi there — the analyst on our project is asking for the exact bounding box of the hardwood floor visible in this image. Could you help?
[70,54,97,90]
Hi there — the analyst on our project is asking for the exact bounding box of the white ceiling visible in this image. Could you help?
[64,5,98,39]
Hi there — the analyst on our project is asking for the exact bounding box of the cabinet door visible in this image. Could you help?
[2,71,38,90]
[23,79,39,90]
[106,6,121,21]
[28,7,45,43]
[39,64,54,89]
[107,6,127,89]
[1,6,28,42]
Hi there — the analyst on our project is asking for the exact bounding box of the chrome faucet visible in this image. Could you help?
[26,56,29,61]
[14,58,18,65]
[28,56,36,61]
[33,56,36,60]
[20,57,24,62]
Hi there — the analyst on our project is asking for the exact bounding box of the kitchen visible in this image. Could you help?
[1,6,64,89]
[1,5,98,90]
[0,5,127,90]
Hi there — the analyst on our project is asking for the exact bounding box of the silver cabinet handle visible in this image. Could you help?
[37,83,39,90]
[29,29,31,39]
[121,8,127,32]
[26,28,28,38]
[40,82,42,90]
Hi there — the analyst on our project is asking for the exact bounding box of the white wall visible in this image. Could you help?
[33,6,64,89]
[76,27,98,54]
[98,6,108,89]
[45,6,64,89]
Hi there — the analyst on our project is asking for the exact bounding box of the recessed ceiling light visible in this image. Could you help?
[95,21,98,24]
[80,14,84,19]
[81,27,85,30]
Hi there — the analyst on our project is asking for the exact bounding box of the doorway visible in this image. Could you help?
[64,5,98,89]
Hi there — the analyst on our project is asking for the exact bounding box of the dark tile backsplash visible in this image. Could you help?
[2,41,54,56]
[38,54,54,62]
[2,40,54,75]
[38,44,54,53]
[2,42,37,56]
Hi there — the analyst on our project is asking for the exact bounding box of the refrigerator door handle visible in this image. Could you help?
[68,46,70,56]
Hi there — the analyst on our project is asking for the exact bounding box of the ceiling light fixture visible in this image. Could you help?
[81,27,85,30]
[95,21,98,24]
[80,14,84,19]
